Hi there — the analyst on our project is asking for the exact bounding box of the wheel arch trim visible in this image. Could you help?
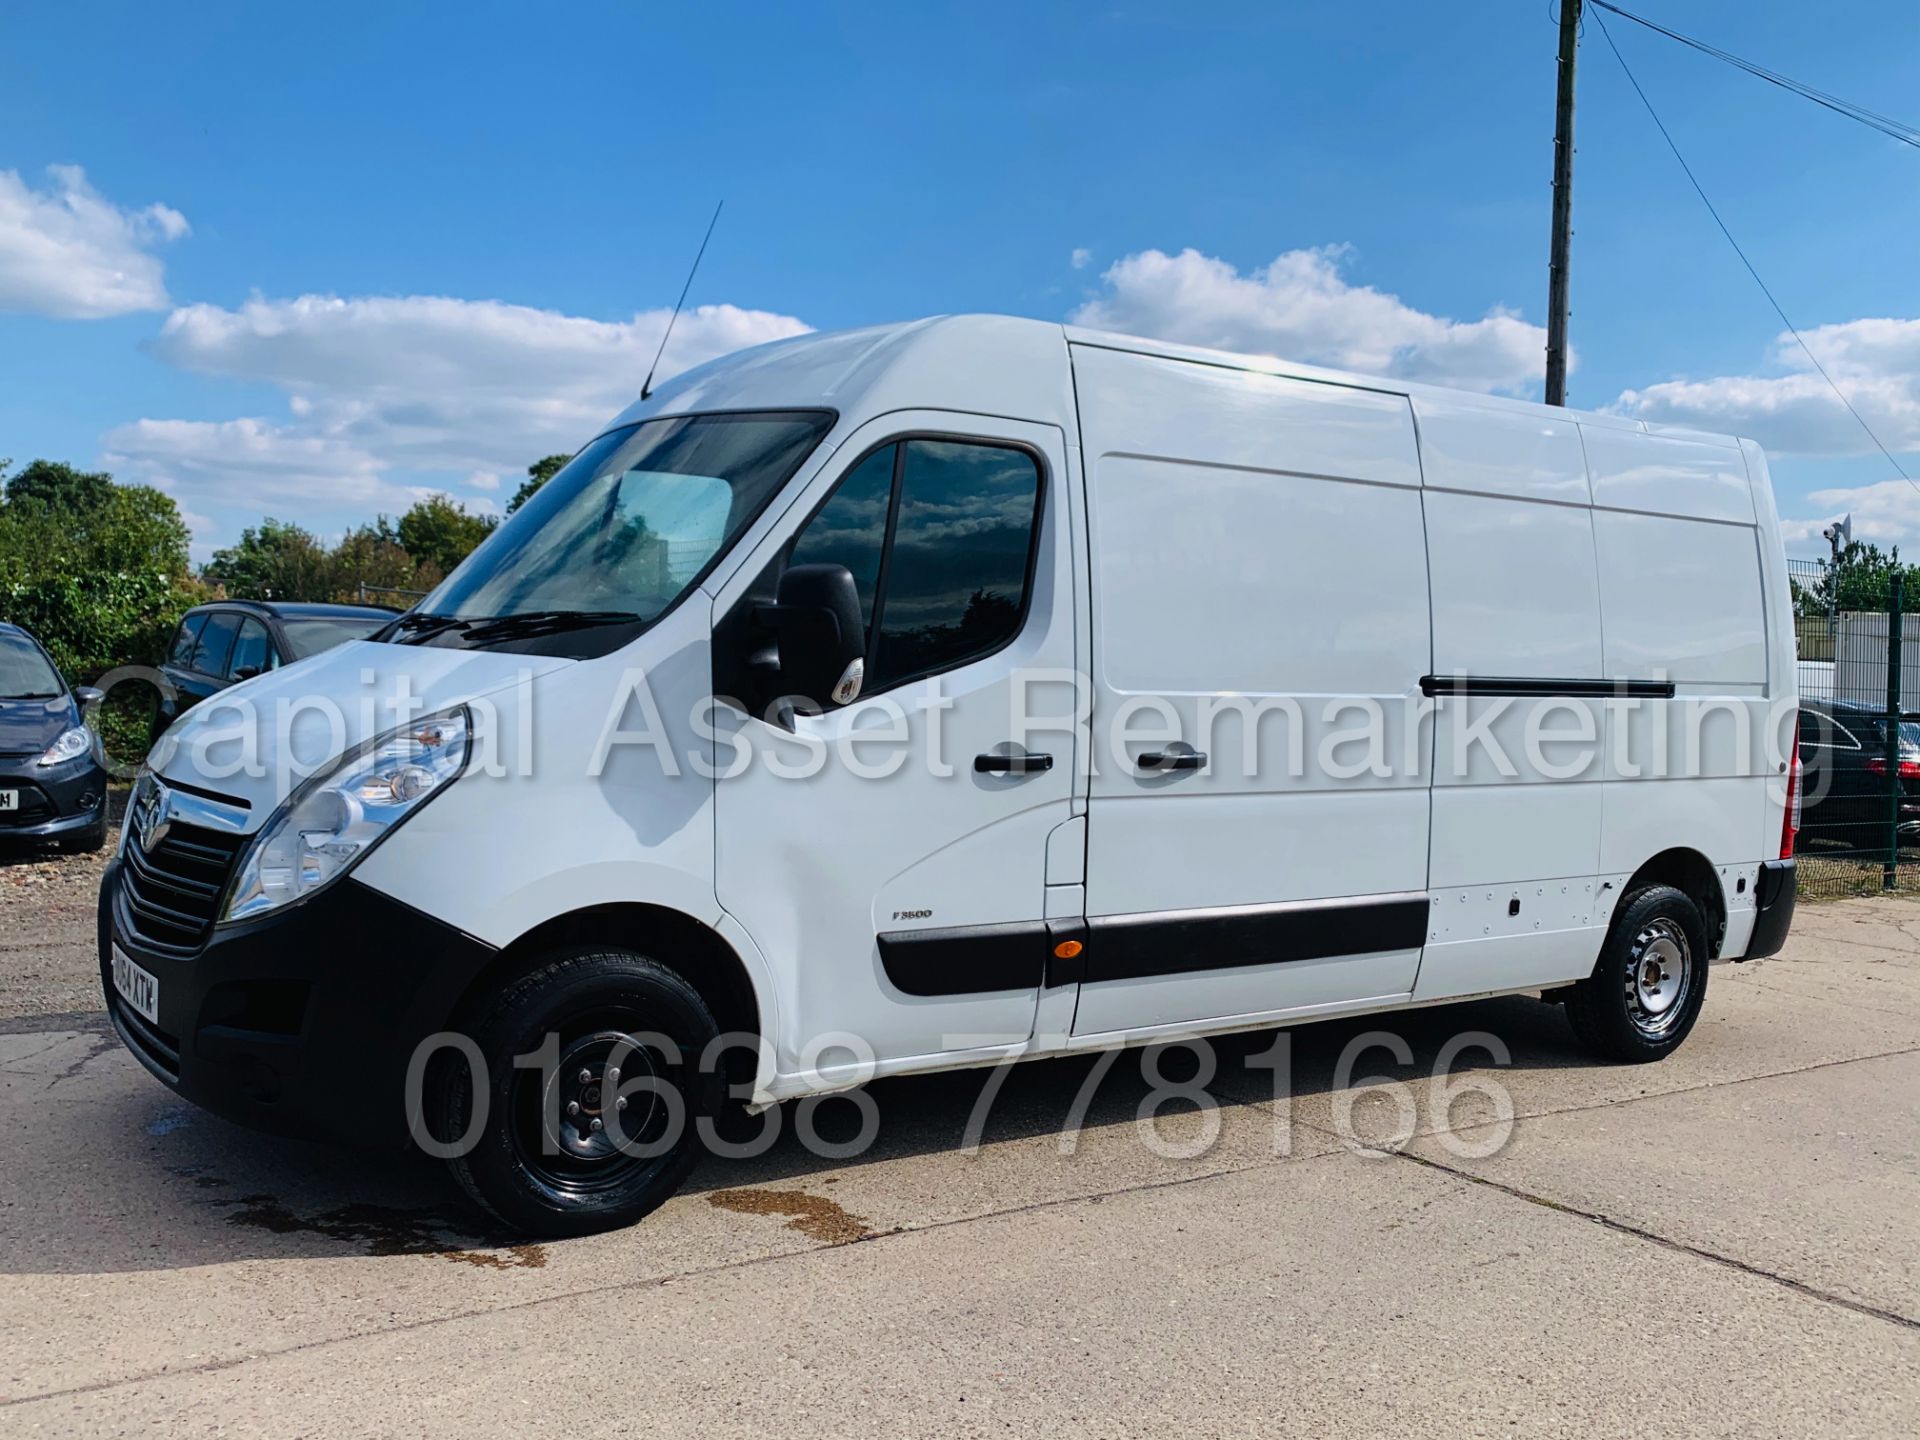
[1618,847,1728,957]
[437,900,780,1104]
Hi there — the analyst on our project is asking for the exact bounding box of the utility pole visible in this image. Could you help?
[1545,0,1582,406]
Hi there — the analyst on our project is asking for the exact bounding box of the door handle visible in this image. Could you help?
[975,749,1054,774]
[1137,749,1206,772]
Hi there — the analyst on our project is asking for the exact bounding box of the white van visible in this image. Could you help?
[103,315,1800,1235]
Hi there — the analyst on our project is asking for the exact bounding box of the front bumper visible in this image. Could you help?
[100,861,498,1149]
[1743,858,1796,961]
[0,756,107,840]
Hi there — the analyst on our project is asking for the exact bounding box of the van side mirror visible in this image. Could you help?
[73,686,105,707]
[760,564,865,709]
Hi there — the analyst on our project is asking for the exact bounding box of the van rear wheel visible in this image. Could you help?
[1564,885,1708,1063]
[436,948,722,1238]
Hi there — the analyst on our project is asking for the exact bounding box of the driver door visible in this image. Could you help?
[710,412,1082,1082]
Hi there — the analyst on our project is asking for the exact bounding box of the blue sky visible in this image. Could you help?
[3,1,1918,559]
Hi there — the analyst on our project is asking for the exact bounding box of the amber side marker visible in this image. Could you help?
[1052,939,1084,960]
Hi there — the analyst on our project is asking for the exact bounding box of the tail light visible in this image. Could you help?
[1863,757,1920,778]
[1781,729,1801,859]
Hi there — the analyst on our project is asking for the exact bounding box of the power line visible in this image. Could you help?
[1589,1,1920,149]
[1588,4,1914,487]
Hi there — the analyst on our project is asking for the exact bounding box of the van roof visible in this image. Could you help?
[607,313,1748,453]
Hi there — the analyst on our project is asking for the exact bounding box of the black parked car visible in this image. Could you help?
[153,600,396,738]
[1796,698,1920,853]
[0,622,108,851]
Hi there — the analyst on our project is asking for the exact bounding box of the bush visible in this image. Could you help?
[1,570,202,680]
[0,459,524,773]
[1,568,210,771]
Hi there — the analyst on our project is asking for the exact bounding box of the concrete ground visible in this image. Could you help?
[0,880,1915,1437]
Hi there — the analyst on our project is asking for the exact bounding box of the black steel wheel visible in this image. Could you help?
[437,948,722,1237]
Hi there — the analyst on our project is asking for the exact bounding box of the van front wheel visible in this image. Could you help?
[436,948,723,1238]
[1564,885,1708,1063]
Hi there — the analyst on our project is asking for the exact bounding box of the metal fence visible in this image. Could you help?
[351,581,430,608]
[1786,555,1920,900]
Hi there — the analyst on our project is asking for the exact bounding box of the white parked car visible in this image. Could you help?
[104,316,1800,1235]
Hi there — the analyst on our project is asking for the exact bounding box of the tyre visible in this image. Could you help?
[435,948,723,1238]
[1564,884,1709,1063]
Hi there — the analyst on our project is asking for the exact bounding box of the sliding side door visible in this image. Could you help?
[1070,344,1432,1040]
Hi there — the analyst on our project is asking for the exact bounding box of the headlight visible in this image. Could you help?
[222,707,470,923]
[38,727,92,767]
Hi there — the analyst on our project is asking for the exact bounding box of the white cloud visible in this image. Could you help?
[1614,318,1920,457]
[1610,317,1920,547]
[114,293,811,549]
[1069,244,1548,394]
[147,293,810,474]
[102,417,420,512]
[1777,480,1920,548]
[0,165,188,318]
[1070,247,1092,270]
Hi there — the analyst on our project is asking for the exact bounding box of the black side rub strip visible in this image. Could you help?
[879,894,1432,996]
[1420,674,1677,699]
[878,920,1049,997]
[1084,893,1430,984]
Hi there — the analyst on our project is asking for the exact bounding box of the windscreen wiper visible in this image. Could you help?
[384,612,475,645]
[457,610,646,644]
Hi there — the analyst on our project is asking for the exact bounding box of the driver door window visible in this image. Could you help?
[787,437,1042,693]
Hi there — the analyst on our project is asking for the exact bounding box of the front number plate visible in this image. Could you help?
[112,945,160,1025]
[0,790,17,811]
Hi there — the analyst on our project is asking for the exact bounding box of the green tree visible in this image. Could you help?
[507,454,570,515]
[397,494,498,576]
[0,459,203,762]
[0,459,188,581]
[204,518,334,601]
[332,517,440,597]
[94,485,193,576]
[1807,541,1920,615]
[3,458,115,517]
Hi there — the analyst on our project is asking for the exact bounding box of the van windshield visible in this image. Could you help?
[405,410,833,652]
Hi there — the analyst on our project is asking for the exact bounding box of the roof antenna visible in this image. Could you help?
[641,199,724,401]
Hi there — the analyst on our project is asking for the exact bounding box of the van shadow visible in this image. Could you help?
[9,994,1595,1276]
[681,993,1590,1196]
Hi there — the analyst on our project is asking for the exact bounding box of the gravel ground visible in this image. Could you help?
[0,790,122,1019]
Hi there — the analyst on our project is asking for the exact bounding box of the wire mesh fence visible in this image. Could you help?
[1787,554,1920,900]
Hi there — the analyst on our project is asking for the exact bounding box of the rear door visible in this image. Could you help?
[1069,346,1432,1039]
[1409,398,1611,1000]
[164,611,239,720]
